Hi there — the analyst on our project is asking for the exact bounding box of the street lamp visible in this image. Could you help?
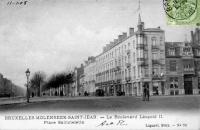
[25,68,30,103]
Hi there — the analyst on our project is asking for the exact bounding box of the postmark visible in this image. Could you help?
[163,0,200,25]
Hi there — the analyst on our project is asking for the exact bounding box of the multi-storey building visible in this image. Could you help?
[74,64,84,96]
[95,14,165,96]
[84,56,96,96]
[165,28,200,95]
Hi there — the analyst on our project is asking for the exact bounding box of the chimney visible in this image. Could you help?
[110,42,114,47]
[118,35,123,42]
[129,28,134,36]
[103,46,106,52]
[114,39,118,44]
[122,32,127,39]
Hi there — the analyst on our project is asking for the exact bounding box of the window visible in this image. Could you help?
[169,60,176,71]
[133,40,135,48]
[152,53,159,60]
[198,78,200,89]
[152,37,156,46]
[197,49,200,56]
[170,90,179,95]
[169,77,178,89]
[184,64,193,71]
[144,68,149,77]
[169,48,175,56]
[144,52,148,59]
[133,67,136,79]
[128,43,130,49]
[133,53,135,63]
[152,67,159,75]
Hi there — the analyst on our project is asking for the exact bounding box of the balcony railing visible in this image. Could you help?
[183,68,195,74]
[152,59,161,65]
[136,44,145,49]
[114,65,121,71]
[152,74,164,80]
[126,62,131,68]
[137,58,145,61]
[126,49,130,55]
[152,45,159,50]
[125,77,131,82]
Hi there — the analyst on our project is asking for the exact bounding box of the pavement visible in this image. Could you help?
[0,95,200,112]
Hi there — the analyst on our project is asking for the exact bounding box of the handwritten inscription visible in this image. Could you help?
[7,0,28,6]
[97,120,127,127]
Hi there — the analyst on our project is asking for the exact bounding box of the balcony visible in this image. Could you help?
[136,44,145,50]
[137,58,148,66]
[115,78,122,83]
[125,77,131,82]
[152,59,161,65]
[152,45,159,50]
[114,65,121,71]
[137,58,145,61]
[152,74,164,80]
[126,62,131,68]
[183,68,195,74]
[126,49,130,55]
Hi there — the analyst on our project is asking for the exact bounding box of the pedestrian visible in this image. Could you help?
[142,85,146,101]
[145,86,150,101]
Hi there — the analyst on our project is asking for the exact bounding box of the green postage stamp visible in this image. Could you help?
[163,0,200,26]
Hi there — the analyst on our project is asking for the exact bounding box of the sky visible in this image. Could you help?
[0,0,195,88]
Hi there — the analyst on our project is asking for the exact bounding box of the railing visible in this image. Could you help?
[152,74,164,80]
[126,63,131,68]
[125,77,131,82]
[152,59,161,65]
[152,45,159,50]
[114,65,121,71]
[136,44,145,49]
[126,49,130,55]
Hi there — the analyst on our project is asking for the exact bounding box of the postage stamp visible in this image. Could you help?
[163,0,200,26]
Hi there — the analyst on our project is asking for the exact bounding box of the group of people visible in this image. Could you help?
[142,84,150,101]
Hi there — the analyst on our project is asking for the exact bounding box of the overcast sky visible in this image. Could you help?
[0,0,195,88]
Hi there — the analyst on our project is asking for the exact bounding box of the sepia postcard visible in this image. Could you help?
[0,0,200,130]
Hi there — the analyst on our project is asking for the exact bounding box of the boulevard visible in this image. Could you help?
[0,95,199,113]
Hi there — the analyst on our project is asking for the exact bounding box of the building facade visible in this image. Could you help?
[95,15,166,96]
[165,29,200,95]
[74,64,84,96]
[84,56,96,96]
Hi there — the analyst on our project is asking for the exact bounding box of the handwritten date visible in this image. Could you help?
[7,0,28,6]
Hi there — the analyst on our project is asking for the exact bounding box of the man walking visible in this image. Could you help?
[146,86,150,101]
[142,85,146,101]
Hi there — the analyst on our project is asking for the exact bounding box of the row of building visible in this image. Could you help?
[73,15,200,96]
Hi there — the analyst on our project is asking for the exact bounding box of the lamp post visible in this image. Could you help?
[25,68,30,103]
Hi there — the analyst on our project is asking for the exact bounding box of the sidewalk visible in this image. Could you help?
[0,96,118,105]
[0,94,199,106]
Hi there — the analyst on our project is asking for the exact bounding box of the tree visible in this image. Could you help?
[30,71,46,96]
[44,72,74,96]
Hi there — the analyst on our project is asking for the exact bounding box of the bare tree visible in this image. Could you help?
[30,71,46,97]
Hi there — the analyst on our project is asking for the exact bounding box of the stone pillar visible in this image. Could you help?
[140,82,143,96]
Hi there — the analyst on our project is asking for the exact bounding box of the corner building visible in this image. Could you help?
[95,15,166,96]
